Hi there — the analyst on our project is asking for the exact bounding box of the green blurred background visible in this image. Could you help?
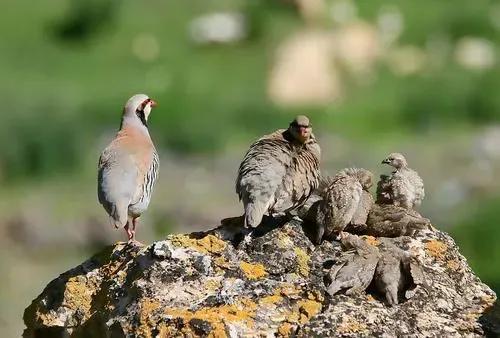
[1,0,500,335]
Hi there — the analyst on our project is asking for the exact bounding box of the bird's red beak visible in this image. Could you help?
[150,99,157,108]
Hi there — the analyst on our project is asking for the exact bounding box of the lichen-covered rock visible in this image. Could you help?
[23,218,498,337]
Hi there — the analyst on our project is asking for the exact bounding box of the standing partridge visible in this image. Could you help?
[236,115,321,232]
[98,94,160,242]
[381,153,424,209]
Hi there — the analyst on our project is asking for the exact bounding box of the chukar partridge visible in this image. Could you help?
[98,94,159,242]
[381,153,424,209]
[315,168,373,242]
[236,115,321,231]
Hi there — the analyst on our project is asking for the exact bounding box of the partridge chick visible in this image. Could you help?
[382,153,424,209]
[314,168,373,242]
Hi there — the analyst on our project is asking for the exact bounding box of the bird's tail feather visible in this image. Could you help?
[244,201,266,228]
[110,204,128,229]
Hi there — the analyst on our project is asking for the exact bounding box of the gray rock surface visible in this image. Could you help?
[23,217,498,337]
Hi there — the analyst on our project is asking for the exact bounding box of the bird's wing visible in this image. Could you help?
[351,191,374,225]
[328,176,363,229]
[97,144,138,213]
[409,169,425,204]
[271,140,321,214]
[236,131,289,208]
[135,148,160,204]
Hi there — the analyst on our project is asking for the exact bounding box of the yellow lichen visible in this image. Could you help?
[276,232,294,249]
[64,277,94,318]
[213,256,230,270]
[294,248,310,277]
[306,290,324,302]
[481,295,496,306]
[425,240,448,260]
[240,261,267,280]
[284,311,301,323]
[205,279,222,292]
[170,234,227,255]
[337,317,368,334]
[164,299,257,337]
[446,259,460,271]
[277,322,294,337]
[279,284,301,298]
[363,236,380,246]
[137,299,161,338]
[157,323,179,338]
[297,300,322,323]
[260,294,283,305]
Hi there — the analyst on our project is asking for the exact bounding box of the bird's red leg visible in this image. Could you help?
[125,220,134,242]
[130,217,143,245]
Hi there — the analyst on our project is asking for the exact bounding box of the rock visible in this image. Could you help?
[23,217,498,337]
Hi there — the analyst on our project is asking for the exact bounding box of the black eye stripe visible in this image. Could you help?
[136,110,148,127]
[290,122,310,128]
[136,99,151,113]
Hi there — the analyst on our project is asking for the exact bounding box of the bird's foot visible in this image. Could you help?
[127,238,144,246]
[125,224,137,243]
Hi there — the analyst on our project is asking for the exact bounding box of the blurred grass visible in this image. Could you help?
[1,0,500,180]
[452,196,500,292]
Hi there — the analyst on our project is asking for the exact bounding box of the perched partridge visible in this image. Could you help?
[381,153,424,209]
[326,233,380,296]
[365,204,430,237]
[313,168,373,242]
[236,115,321,230]
[374,239,427,306]
[98,94,159,242]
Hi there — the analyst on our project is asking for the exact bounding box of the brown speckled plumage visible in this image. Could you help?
[315,168,373,241]
[236,116,321,228]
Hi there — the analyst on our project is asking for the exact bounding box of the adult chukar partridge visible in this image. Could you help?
[236,115,321,232]
[98,94,159,242]
[381,153,424,209]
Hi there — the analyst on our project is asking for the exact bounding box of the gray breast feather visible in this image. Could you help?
[97,149,138,224]
[391,168,425,208]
